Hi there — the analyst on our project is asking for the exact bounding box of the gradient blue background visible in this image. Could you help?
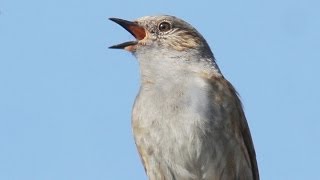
[0,0,319,179]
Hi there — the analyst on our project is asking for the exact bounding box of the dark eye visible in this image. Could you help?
[158,22,171,32]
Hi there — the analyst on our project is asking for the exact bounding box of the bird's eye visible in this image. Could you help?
[158,22,171,32]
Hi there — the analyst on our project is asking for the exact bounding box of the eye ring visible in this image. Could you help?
[158,21,171,32]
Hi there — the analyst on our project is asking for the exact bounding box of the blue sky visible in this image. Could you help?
[0,0,319,179]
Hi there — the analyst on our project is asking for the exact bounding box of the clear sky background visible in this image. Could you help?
[0,0,319,179]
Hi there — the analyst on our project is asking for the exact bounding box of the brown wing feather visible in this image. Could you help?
[225,80,260,180]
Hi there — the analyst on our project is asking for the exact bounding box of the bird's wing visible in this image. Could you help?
[225,79,260,180]
[207,75,259,180]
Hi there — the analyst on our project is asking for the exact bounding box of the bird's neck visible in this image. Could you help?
[136,51,221,89]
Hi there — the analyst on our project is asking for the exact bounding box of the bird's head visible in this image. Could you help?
[109,15,221,82]
[109,15,214,59]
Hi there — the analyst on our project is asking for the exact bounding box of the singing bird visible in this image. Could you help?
[109,15,259,180]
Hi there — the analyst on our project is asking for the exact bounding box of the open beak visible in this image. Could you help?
[109,18,146,50]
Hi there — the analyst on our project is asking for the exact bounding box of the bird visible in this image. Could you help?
[109,15,259,180]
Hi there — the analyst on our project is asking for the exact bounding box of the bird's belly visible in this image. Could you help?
[132,87,226,179]
[132,79,253,180]
[133,110,208,179]
[133,107,235,179]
